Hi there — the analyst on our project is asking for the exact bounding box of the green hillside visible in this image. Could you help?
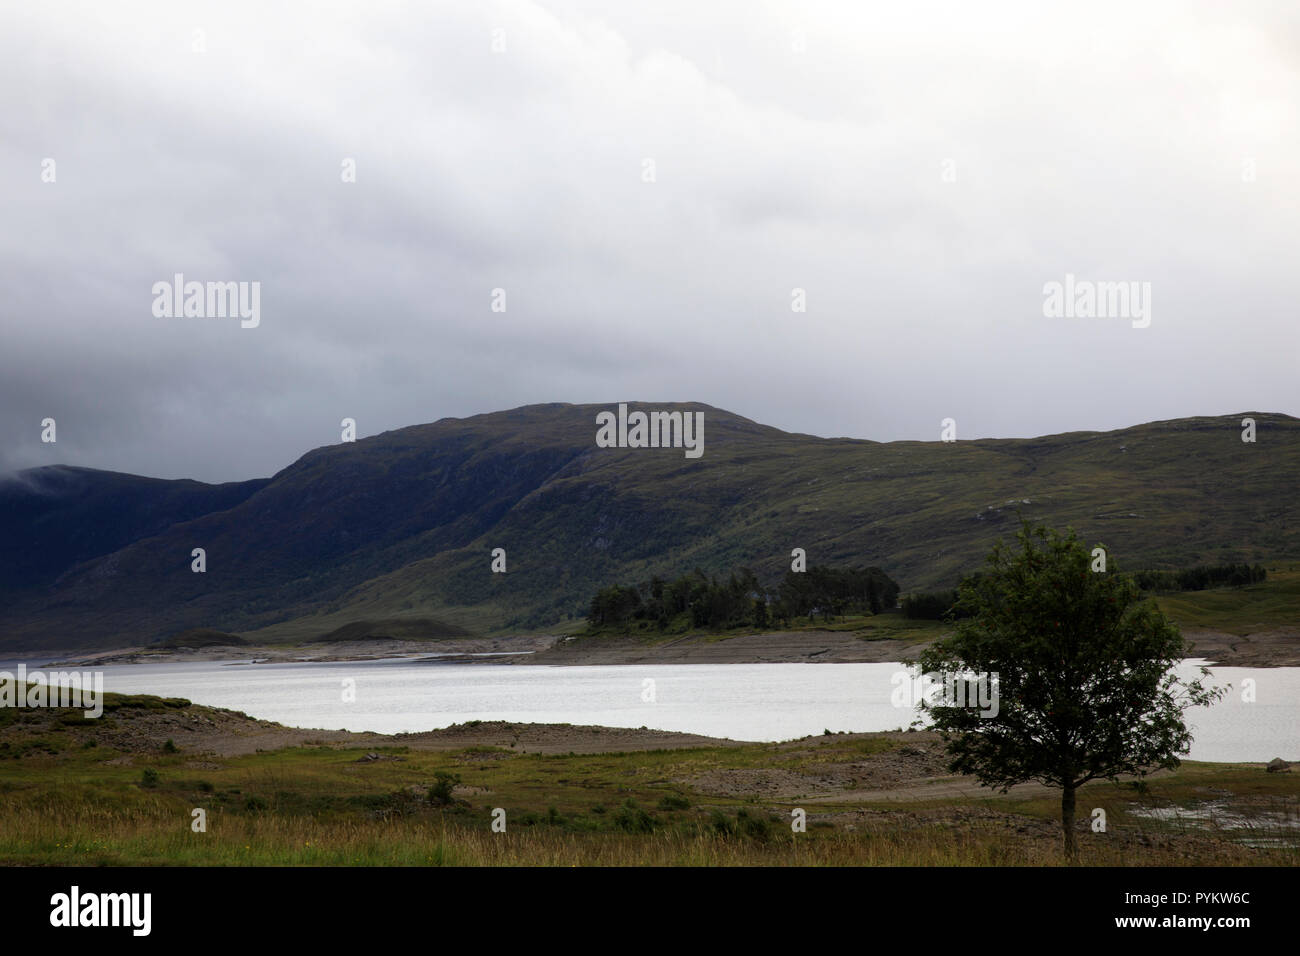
[1151,568,1300,634]
[3,404,1296,650]
[250,408,1299,642]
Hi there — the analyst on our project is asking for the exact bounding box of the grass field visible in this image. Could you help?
[0,695,1295,866]
[1153,568,1300,634]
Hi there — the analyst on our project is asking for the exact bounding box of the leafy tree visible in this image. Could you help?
[917,523,1225,862]
[587,584,641,627]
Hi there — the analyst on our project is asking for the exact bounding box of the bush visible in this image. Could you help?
[427,771,460,806]
[736,808,774,841]
[140,768,160,789]
[657,794,690,811]
[613,799,655,833]
[709,809,735,836]
[710,808,775,841]
[162,738,178,753]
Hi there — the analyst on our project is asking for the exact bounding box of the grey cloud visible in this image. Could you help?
[1,0,1297,481]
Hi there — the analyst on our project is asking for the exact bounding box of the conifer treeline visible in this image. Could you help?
[901,562,1269,620]
[586,565,900,631]
[1131,562,1266,593]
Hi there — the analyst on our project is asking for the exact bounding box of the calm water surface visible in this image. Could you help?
[39,657,1298,762]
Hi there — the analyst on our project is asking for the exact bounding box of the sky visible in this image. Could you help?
[2,0,1297,482]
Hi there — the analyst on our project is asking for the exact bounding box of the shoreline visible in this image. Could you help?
[36,624,1300,669]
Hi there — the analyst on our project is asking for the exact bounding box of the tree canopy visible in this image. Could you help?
[917,522,1224,862]
[587,564,899,632]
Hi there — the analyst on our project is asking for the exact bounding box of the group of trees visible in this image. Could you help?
[587,522,1235,864]
[902,561,1268,621]
[591,557,1269,631]
[1132,562,1266,593]
[586,564,900,632]
[901,588,965,621]
[777,565,899,620]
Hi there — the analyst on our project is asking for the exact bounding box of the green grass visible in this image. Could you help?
[1,697,1295,866]
[1152,567,1300,633]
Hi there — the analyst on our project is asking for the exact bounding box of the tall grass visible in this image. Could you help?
[0,801,1284,867]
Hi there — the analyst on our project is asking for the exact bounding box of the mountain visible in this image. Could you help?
[0,466,268,594]
[1,403,1296,652]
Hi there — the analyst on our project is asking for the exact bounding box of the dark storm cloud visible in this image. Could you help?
[1,0,1297,481]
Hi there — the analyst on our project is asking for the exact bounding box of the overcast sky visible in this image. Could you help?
[2,0,1297,482]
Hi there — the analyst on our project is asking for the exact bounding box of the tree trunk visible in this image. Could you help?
[1061,783,1078,864]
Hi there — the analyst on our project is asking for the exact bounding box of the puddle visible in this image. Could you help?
[1128,799,1300,848]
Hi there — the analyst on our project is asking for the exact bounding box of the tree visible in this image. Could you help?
[917,523,1225,863]
[587,584,641,627]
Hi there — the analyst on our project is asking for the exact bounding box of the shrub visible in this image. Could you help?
[736,808,774,842]
[427,771,461,806]
[709,808,774,841]
[140,768,160,789]
[613,798,655,833]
